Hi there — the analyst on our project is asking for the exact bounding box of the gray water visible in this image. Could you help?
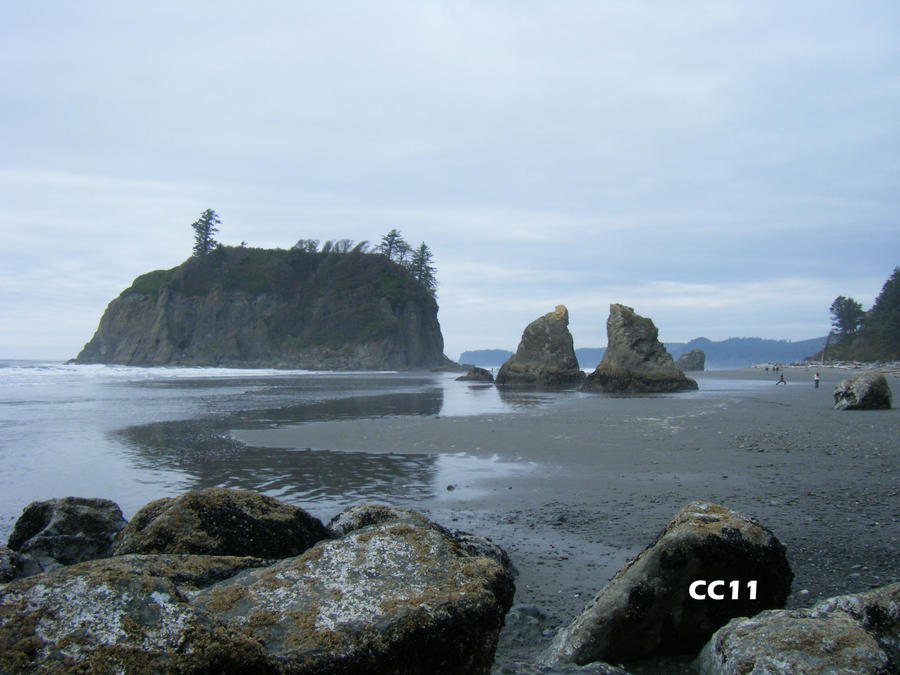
[0,361,552,539]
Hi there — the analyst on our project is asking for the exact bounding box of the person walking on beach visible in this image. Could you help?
[776,371,786,385]
[814,371,820,389]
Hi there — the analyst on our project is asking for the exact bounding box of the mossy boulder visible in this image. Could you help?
[7,497,126,575]
[544,502,792,667]
[833,372,893,410]
[193,520,515,673]
[695,582,900,674]
[114,488,330,558]
[0,555,272,673]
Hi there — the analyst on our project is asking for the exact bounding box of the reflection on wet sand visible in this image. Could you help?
[115,385,542,518]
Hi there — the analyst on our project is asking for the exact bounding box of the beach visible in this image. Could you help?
[1,363,897,669]
[233,366,900,667]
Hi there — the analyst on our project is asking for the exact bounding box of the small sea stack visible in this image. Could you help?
[582,304,698,393]
[495,305,585,388]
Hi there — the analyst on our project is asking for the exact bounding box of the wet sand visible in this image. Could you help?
[234,367,900,667]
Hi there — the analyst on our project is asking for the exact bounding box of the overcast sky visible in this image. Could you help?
[1,2,898,361]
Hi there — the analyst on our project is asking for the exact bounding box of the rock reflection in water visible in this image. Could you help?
[117,420,439,518]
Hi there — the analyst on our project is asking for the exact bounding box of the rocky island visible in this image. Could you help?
[73,245,455,370]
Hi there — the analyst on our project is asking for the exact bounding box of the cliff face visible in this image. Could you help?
[75,247,454,370]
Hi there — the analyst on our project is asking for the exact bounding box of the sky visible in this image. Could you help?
[1,2,898,362]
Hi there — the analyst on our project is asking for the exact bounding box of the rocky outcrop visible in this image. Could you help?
[114,487,331,557]
[833,372,893,410]
[582,304,698,393]
[495,306,585,388]
[543,502,792,667]
[456,366,495,382]
[0,497,514,674]
[6,497,126,575]
[73,246,456,370]
[194,520,515,673]
[695,583,900,673]
[675,348,706,371]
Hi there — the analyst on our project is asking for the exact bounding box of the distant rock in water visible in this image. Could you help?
[833,372,892,410]
[73,246,456,370]
[582,304,698,393]
[495,305,585,388]
[676,348,706,371]
[456,366,494,382]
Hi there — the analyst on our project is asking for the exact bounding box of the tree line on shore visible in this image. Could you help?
[189,209,437,297]
[823,266,900,361]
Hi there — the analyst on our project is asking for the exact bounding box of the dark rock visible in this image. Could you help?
[114,487,330,557]
[7,497,126,574]
[0,546,21,583]
[833,372,893,410]
[675,349,706,371]
[496,305,585,388]
[694,607,891,673]
[582,304,698,393]
[544,501,792,667]
[456,366,495,382]
[0,555,272,673]
[193,520,516,673]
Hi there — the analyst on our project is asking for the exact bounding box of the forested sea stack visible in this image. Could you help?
[74,245,455,370]
[582,304,698,393]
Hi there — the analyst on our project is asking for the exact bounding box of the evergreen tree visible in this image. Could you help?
[829,296,864,337]
[859,267,900,359]
[409,242,437,295]
[191,209,220,257]
[378,228,409,262]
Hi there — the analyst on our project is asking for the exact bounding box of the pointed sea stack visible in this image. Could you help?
[582,304,698,393]
[495,305,585,388]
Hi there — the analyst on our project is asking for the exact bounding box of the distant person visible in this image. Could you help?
[776,372,786,385]
[765,366,769,374]
[814,371,820,389]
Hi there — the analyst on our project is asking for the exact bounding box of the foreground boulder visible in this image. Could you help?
[496,305,585,388]
[456,366,495,382]
[1,499,514,673]
[582,304,698,393]
[114,487,331,557]
[544,502,792,667]
[6,497,126,575]
[193,520,515,673]
[0,555,274,673]
[675,349,706,371]
[833,372,893,410]
[695,583,900,673]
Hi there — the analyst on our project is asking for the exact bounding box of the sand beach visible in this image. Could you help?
[233,366,900,668]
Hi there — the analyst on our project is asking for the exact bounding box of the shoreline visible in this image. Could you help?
[232,368,900,666]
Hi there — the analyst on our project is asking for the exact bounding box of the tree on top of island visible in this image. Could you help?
[191,209,220,257]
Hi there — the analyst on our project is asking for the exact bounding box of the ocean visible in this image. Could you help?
[0,360,556,540]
